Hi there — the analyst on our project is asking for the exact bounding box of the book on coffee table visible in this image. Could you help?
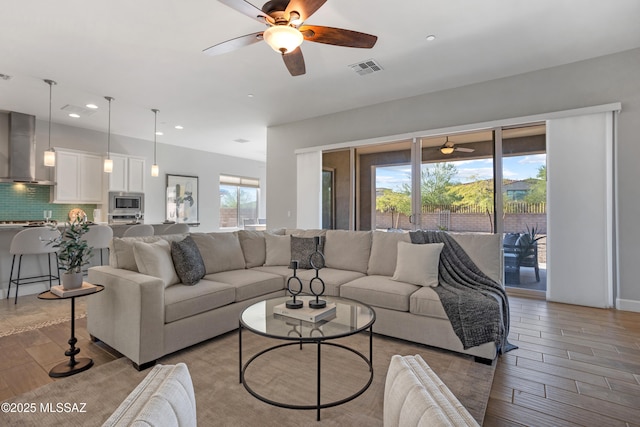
[273,299,336,323]
[51,282,98,298]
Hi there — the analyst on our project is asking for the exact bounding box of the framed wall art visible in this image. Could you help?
[166,174,199,225]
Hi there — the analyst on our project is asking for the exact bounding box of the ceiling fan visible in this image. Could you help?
[439,137,475,155]
[203,0,378,76]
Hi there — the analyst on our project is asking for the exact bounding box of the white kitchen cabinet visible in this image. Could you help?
[51,149,103,203]
[108,154,145,193]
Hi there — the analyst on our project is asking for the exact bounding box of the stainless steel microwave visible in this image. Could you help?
[109,192,144,215]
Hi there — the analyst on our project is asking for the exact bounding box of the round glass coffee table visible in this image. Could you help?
[239,295,376,421]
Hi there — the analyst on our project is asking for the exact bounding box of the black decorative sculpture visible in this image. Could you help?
[308,236,327,309]
[286,260,304,309]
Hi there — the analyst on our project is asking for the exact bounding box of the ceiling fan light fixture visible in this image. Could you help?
[440,145,455,155]
[263,25,303,54]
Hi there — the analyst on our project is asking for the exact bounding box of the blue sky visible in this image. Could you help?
[376,154,546,190]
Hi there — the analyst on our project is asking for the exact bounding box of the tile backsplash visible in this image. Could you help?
[0,183,97,222]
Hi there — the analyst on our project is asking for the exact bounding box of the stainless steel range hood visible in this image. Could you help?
[0,112,55,185]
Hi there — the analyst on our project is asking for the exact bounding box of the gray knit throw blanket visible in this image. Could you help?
[410,230,516,353]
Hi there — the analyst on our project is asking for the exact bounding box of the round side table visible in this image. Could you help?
[38,284,104,378]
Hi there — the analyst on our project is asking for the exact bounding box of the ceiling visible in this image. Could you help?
[1,1,639,162]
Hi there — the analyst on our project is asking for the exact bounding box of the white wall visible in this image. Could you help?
[26,120,267,232]
[266,47,640,309]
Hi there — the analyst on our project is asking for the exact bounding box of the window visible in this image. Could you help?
[219,175,260,228]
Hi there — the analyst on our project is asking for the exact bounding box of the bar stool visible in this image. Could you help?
[8,227,61,304]
[84,224,113,266]
[122,224,154,237]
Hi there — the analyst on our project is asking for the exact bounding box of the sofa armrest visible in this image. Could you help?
[384,355,479,427]
[102,363,196,427]
[87,266,165,367]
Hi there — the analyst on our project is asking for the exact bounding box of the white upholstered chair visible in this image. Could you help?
[84,224,113,266]
[164,223,189,234]
[122,224,154,238]
[8,227,61,304]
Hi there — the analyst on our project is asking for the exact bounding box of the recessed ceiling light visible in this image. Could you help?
[247,94,254,98]
[68,113,80,118]
[234,138,250,143]
[85,103,98,109]
[155,131,163,136]
[426,34,436,41]
[175,125,184,130]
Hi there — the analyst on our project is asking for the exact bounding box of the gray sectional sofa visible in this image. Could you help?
[87,229,502,369]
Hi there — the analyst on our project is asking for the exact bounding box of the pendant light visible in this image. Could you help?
[151,109,159,177]
[103,96,114,173]
[43,79,57,167]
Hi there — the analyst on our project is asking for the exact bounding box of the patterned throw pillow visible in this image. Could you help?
[290,236,325,269]
[171,236,206,286]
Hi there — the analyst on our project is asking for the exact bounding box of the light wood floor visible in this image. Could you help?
[1,293,639,426]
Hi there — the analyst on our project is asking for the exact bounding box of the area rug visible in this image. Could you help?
[2,330,495,426]
[0,313,87,338]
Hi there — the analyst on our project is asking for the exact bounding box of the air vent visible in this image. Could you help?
[349,59,383,76]
[60,104,97,117]
[233,138,250,143]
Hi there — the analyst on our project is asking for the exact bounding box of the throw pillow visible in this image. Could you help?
[190,232,246,274]
[290,236,325,269]
[133,240,180,288]
[171,236,206,286]
[264,233,291,266]
[392,241,443,287]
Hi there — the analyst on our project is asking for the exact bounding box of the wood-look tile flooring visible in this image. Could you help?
[1,293,639,426]
[0,294,120,401]
[485,296,640,426]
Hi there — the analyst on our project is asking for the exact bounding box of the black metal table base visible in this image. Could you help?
[239,324,374,421]
[49,357,93,378]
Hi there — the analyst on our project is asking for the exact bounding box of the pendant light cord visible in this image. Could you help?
[44,79,56,150]
[105,96,114,159]
[152,109,159,164]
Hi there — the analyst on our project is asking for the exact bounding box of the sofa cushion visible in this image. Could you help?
[450,233,502,284]
[324,230,372,274]
[340,275,419,312]
[291,236,324,269]
[367,231,411,276]
[204,269,284,302]
[251,265,292,280]
[110,234,187,271]
[171,236,206,286]
[102,363,196,427]
[133,240,180,288]
[409,286,448,320]
[264,233,291,266]
[392,242,443,287]
[237,230,266,268]
[297,267,365,296]
[191,232,246,274]
[164,279,236,323]
[285,229,327,238]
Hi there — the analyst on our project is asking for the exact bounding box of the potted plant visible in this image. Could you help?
[47,217,93,289]
[517,224,545,262]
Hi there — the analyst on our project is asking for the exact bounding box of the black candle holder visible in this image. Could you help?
[308,236,327,309]
[286,260,304,309]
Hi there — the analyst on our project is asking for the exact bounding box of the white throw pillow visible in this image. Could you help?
[392,241,443,287]
[133,240,180,288]
[264,233,291,266]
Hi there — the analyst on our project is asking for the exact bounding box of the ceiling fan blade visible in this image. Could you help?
[202,32,264,56]
[282,47,306,76]
[299,25,377,48]
[285,0,327,23]
[218,0,274,24]
[455,147,475,153]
